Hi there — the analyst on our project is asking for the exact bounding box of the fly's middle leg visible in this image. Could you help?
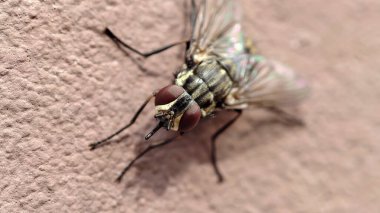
[210,109,242,183]
[104,28,190,58]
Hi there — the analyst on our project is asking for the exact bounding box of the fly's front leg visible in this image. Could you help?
[89,93,156,150]
[210,109,242,183]
[116,134,179,182]
[104,28,190,58]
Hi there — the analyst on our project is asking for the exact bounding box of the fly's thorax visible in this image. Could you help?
[175,59,234,117]
[154,85,201,132]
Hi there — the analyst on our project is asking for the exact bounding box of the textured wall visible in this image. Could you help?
[1,0,379,212]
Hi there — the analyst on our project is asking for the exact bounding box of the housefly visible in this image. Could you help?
[90,0,309,182]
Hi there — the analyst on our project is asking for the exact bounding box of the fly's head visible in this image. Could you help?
[145,85,201,140]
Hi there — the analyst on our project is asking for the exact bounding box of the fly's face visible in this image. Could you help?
[148,85,201,137]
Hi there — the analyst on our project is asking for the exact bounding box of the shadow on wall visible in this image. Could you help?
[101,109,306,196]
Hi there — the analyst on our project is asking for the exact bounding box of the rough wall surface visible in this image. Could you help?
[1,0,379,212]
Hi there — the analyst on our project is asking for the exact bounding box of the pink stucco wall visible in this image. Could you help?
[1,0,379,212]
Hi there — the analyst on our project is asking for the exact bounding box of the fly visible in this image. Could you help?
[90,0,310,183]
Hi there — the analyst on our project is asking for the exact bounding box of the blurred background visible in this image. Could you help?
[1,0,379,212]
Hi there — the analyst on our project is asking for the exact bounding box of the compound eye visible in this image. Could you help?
[179,103,201,132]
[155,85,185,106]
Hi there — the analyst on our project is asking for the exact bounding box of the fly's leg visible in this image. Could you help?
[115,135,178,182]
[89,93,155,150]
[104,28,190,58]
[266,106,304,126]
[210,110,242,183]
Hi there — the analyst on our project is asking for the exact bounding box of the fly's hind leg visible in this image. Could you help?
[266,106,304,126]
[89,93,156,150]
[210,110,242,183]
[104,28,190,58]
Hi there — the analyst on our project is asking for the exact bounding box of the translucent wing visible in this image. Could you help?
[225,55,310,109]
[188,1,309,109]
[187,0,246,62]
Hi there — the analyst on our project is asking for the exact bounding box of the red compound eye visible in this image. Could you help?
[155,84,201,132]
[155,85,185,106]
[179,103,201,132]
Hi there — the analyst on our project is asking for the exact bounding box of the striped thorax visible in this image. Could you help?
[175,58,234,117]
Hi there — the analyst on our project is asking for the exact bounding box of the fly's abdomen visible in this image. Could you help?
[175,59,233,117]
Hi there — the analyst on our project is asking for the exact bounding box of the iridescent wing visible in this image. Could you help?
[188,1,309,109]
[225,55,310,109]
[187,0,246,62]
